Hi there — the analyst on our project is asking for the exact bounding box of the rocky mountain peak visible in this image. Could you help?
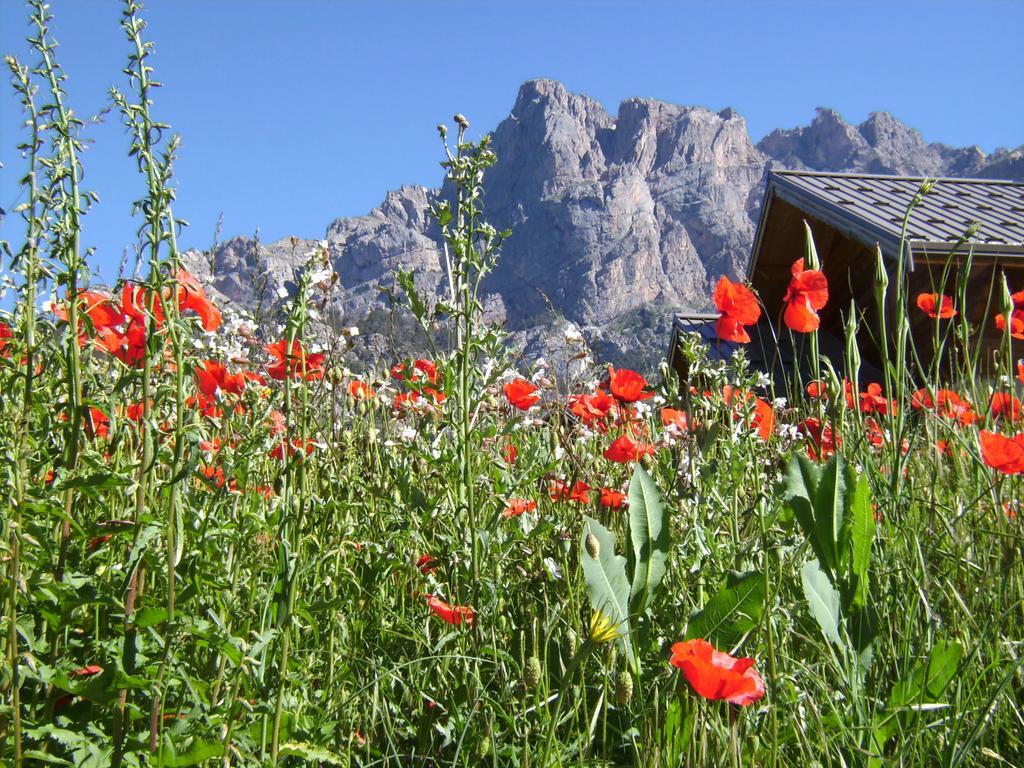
[186,80,1022,371]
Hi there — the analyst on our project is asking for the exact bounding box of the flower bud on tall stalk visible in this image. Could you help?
[111,1,191,760]
[3,46,51,768]
[432,120,508,619]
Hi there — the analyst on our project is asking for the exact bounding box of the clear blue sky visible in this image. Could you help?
[1,0,1021,281]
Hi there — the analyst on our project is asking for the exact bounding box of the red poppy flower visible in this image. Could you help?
[186,393,223,419]
[979,430,1024,475]
[423,387,446,407]
[265,339,325,381]
[859,382,897,416]
[268,410,287,435]
[0,321,12,357]
[799,417,840,461]
[200,438,222,453]
[916,292,957,319]
[502,498,538,518]
[391,359,439,385]
[713,276,761,343]
[175,269,222,331]
[607,367,653,403]
[603,434,657,463]
[88,534,113,550]
[504,378,540,410]
[425,595,473,627]
[661,408,690,433]
[70,665,103,678]
[549,479,590,504]
[864,417,885,448]
[124,401,149,422]
[416,554,437,574]
[569,390,615,425]
[393,390,422,415]
[599,488,627,509]
[1019,361,1024,385]
[55,290,126,342]
[996,310,1024,340]
[269,438,316,461]
[85,408,110,440]
[935,439,952,457]
[991,392,1022,421]
[912,388,977,426]
[669,639,765,706]
[501,443,517,465]
[94,320,148,367]
[783,258,829,333]
[722,386,775,441]
[348,379,376,399]
[122,281,169,327]
[195,360,246,399]
[199,464,229,489]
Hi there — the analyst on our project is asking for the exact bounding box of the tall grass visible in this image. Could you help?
[0,2,1022,766]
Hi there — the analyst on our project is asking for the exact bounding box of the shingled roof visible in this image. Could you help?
[751,171,1024,271]
[669,170,1024,380]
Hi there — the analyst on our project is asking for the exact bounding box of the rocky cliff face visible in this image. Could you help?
[185,79,1022,371]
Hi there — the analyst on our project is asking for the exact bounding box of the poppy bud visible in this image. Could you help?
[454,113,469,130]
[1000,274,1015,318]
[476,734,491,759]
[565,628,579,657]
[584,533,600,560]
[873,245,888,292]
[437,123,447,139]
[614,670,633,705]
[524,656,542,690]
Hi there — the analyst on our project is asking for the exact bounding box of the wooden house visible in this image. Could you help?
[669,171,1024,381]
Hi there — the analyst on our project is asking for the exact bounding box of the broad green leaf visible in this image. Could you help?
[157,735,223,766]
[580,516,634,667]
[846,468,874,609]
[784,454,832,575]
[280,742,348,764]
[133,606,168,628]
[877,640,963,747]
[801,559,843,648]
[627,465,670,614]
[685,570,766,648]
[889,640,963,709]
[813,456,846,574]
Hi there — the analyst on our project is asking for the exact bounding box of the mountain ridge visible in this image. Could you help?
[184,79,1023,369]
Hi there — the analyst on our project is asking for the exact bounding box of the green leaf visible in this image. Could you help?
[580,516,634,668]
[685,570,766,648]
[134,606,168,628]
[846,468,874,609]
[801,559,843,648]
[877,640,963,748]
[627,465,670,614]
[279,742,348,764]
[157,735,223,766]
[889,640,963,709]
[784,454,831,574]
[813,456,846,573]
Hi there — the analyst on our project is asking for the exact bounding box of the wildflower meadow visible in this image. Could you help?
[0,2,1022,766]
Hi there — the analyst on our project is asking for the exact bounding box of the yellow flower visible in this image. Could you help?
[589,610,621,644]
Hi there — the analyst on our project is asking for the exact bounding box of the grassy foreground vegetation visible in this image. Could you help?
[1,2,1022,766]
